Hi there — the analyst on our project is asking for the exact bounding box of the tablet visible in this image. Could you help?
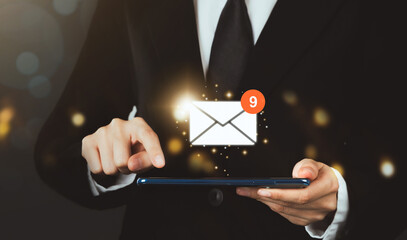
[136,177,310,188]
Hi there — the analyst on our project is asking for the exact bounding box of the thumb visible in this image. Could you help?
[292,158,321,181]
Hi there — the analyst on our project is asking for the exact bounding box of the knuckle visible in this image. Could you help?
[96,126,107,136]
[313,213,326,222]
[82,135,92,147]
[110,118,123,130]
[299,220,309,226]
[324,196,337,211]
[288,218,306,226]
[110,118,122,125]
[132,117,145,125]
[91,166,103,175]
[330,177,339,193]
[103,167,118,176]
[115,158,128,168]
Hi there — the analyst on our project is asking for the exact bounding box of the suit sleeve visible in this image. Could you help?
[34,0,139,209]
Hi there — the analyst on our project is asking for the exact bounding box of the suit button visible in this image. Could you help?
[208,188,223,207]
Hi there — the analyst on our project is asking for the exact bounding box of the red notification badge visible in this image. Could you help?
[241,89,265,114]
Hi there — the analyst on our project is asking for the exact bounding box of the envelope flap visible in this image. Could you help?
[192,101,244,125]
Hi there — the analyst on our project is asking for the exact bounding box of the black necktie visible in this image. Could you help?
[206,0,253,98]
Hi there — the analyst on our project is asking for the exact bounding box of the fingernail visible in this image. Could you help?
[154,155,165,167]
[258,189,271,197]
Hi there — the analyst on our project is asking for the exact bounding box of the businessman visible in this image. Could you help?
[35,0,364,239]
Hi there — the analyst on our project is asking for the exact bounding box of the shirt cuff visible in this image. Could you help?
[305,167,349,239]
[87,165,137,196]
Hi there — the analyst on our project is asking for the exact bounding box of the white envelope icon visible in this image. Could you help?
[189,101,257,145]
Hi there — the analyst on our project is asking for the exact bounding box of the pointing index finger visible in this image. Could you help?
[127,118,165,168]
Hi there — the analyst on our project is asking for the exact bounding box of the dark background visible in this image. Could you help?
[0,1,124,239]
[0,0,405,239]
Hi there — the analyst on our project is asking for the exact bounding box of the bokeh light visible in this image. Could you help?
[71,112,85,127]
[0,107,15,140]
[173,95,193,121]
[242,149,248,156]
[304,144,317,159]
[263,138,269,144]
[313,107,330,127]
[53,0,79,16]
[0,107,15,123]
[331,162,345,176]
[282,90,298,106]
[225,91,233,99]
[380,156,395,179]
[188,151,213,173]
[0,2,64,89]
[167,138,183,155]
[28,75,51,98]
[16,51,39,76]
[0,122,11,140]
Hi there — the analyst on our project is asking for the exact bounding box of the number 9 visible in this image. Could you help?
[249,96,257,108]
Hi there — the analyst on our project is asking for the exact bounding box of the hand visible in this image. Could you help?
[236,159,339,226]
[82,117,165,175]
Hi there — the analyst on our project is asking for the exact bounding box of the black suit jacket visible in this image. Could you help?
[35,0,387,239]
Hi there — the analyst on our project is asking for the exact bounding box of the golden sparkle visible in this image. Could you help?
[214,83,219,88]
[380,156,395,178]
[225,91,233,99]
[182,131,187,136]
[214,166,218,170]
[211,148,217,154]
[263,138,269,144]
[71,112,85,127]
[225,155,229,159]
[242,149,248,156]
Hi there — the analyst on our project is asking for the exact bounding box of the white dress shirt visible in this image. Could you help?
[88,1,349,239]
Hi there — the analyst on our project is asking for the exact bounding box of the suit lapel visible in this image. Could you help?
[241,0,346,96]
